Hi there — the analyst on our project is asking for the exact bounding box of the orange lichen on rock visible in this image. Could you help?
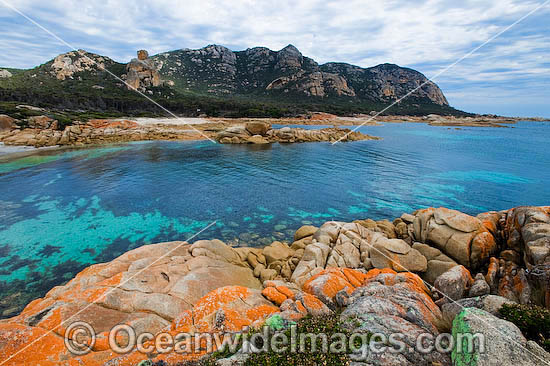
[193,286,278,332]
[276,285,295,299]
[303,268,367,307]
[262,286,288,305]
[172,309,194,332]
[364,268,431,296]
[0,323,71,366]
[299,293,327,312]
[363,267,397,282]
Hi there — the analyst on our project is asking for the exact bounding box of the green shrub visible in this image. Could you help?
[499,303,550,352]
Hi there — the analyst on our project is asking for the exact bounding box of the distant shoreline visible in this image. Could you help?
[1,114,549,153]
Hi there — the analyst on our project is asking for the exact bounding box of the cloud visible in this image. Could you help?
[0,0,549,116]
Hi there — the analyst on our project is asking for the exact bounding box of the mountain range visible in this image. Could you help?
[0,44,468,117]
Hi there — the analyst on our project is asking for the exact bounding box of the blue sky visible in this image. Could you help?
[0,0,549,117]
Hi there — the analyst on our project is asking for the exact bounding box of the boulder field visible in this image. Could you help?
[1,206,549,365]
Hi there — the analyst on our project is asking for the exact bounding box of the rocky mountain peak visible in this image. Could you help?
[276,44,303,71]
[193,44,237,65]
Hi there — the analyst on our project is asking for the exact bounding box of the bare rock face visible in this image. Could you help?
[266,71,356,97]
[504,206,550,267]
[0,69,12,78]
[412,207,498,269]
[275,44,303,71]
[125,50,162,90]
[27,115,58,130]
[137,49,149,60]
[433,265,473,304]
[49,50,112,80]
[368,63,448,105]
[147,44,449,106]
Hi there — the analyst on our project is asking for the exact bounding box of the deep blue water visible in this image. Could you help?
[0,121,549,312]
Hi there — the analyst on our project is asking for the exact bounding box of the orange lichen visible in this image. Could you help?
[303,268,367,301]
[172,309,194,332]
[193,286,251,322]
[0,323,69,366]
[262,286,288,305]
[275,285,295,299]
[95,271,124,287]
[300,293,326,311]
[295,300,307,314]
[245,304,279,322]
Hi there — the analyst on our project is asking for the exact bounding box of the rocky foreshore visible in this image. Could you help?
[215,121,377,144]
[0,115,377,148]
[1,205,549,365]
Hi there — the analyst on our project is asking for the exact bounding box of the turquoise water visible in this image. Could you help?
[0,121,549,314]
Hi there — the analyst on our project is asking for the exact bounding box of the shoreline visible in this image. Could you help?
[0,114,548,152]
[0,205,548,365]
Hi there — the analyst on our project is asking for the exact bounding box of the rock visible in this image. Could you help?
[262,241,293,265]
[469,273,491,297]
[246,135,269,144]
[451,308,550,366]
[244,121,270,136]
[400,213,416,224]
[501,249,522,265]
[294,225,318,241]
[412,207,497,269]
[370,238,428,272]
[27,115,57,129]
[434,265,473,303]
[340,269,449,366]
[137,50,149,60]
[290,242,331,287]
[261,281,298,305]
[125,50,161,90]
[50,50,113,80]
[504,206,550,267]
[192,286,278,332]
[413,242,458,283]
[498,261,532,304]
[529,264,550,308]
[424,259,458,284]
[293,292,332,317]
[0,69,12,78]
[326,240,361,268]
[440,295,515,326]
[302,268,367,308]
[217,126,378,144]
[0,115,16,131]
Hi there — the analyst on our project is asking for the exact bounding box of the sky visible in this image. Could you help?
[0,0,549,117]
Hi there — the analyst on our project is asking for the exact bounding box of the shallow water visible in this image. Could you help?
[0,121,549,314]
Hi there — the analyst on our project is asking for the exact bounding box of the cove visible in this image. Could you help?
[0,121,549,316]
